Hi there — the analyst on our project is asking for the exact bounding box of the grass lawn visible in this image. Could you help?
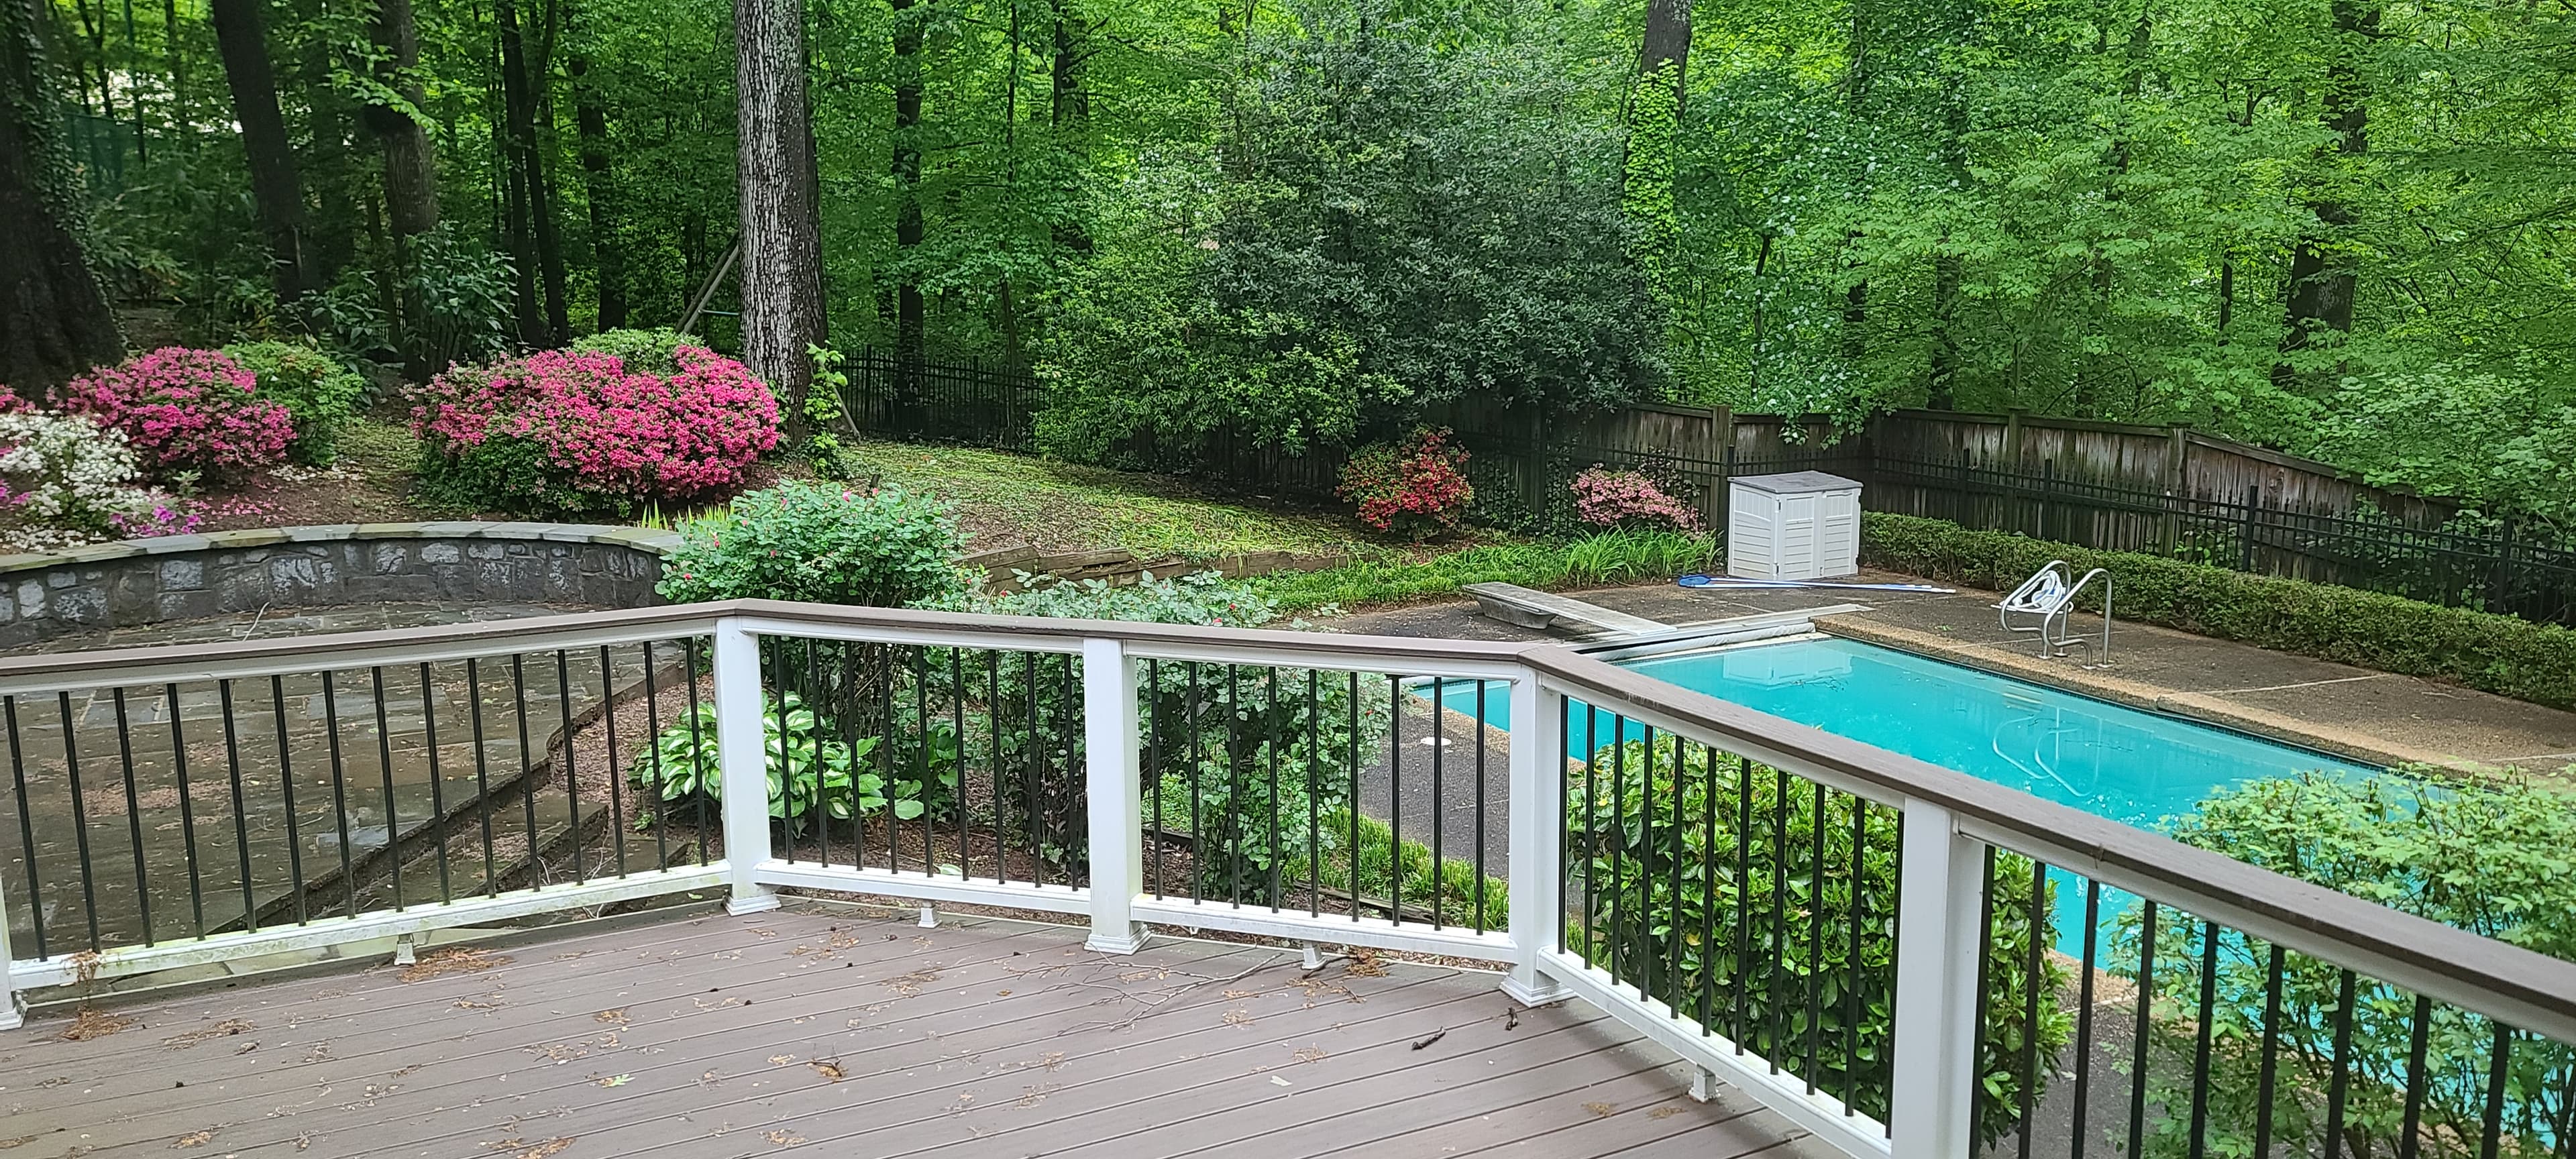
[849,443,1385,562]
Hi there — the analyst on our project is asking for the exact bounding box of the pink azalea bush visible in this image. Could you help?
[56,348,296,482]
[408,344,780,515]
[1336,427,1474,540]
[1570,465,1701,531]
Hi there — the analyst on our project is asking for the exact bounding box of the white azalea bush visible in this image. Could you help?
[0,408,171,549]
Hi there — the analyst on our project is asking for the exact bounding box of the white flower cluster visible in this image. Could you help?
[0,410,160,533]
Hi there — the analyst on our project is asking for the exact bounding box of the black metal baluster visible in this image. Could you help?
[1346,671,1359,922]
[949,646,967,879]
[1556,696,1571,955]
[465,659,496,895]
[1731,753,1751,1050]
[642,647,669,872]
[1430,676,1445,929]
[2320,969,2367,1159]
[1266,668,1282,909]
[912,647,932,875]
[1226,665,1242,908]
[2399,993,2434,1159]
[1807,780,1827,1090]
[368,669,402,917]
[319,673,356,918]
[1307,669,1321,919]
[550,652,579,885]
[2070,881,2102,1159]
[1610,716,1626,987]
[218,680,258,931]
[1059,654,1078,888]
[598,646,627,876]
[1644,727,1664,1003]
[767,638,795,863]
[1700,741,1718,1035]
[810,640,835,870]
[268,675,307,924]
[162,683,205,935]
[844,641,867,871]
[1884,808,1904,1121]
[1470,678,1485,932]
[1582,706,1599,964]
[983,650,1000,882]
[2188,919,2222,1159]
[2129,902,2161,1159]
[56,691,101,948]
[5,696,48,956]
[1843,795,1866,1109]
[2480,1022,2514,1159]
[511,656,539,880]
[1187,661,1202,902]
[2251,942,2286,1159]
[108,687,153,945]
[1146,658,1163,898]
[1387,673,1401,924]
[685,638,712,869]
[1769,765,1789,1068]
[1026,651,1044,883]
[416,663,451,901]
[2020,861,2048,1159]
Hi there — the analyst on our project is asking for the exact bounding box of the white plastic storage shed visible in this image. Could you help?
[1727,472,1862,580]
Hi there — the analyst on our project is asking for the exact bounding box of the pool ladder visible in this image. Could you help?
[1998,561,2112,667]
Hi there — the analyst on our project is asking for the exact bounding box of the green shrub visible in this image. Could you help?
[627,690,942,837]
[2129,771,2576,1159]
[1861,512,2576,710]
[1571,734,2069,1142]
[656,481,974,608]
[1249,528,1719,612]
[568,326,692,376]
[222,341,370,465]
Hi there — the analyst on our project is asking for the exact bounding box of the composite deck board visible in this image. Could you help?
[1,905,1794,1158]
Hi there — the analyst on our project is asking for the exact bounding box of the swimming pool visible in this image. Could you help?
[1429,635,2375,951]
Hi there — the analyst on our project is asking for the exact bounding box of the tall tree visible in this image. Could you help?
[496,0,566,344]
[0,0,121,390]
[1049,0,1089,255]
[2276,0,2377,388]
[365,0,439,239]
[208,0,316,302]
[890,0,925,365]
[736,0,824,425]
[570,52,624,330]
[1622,0,1690,302]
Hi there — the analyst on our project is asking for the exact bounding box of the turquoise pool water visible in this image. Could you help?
[1429,636,2375,952]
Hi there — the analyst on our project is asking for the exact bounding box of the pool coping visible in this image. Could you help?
[1812,614,2497,775]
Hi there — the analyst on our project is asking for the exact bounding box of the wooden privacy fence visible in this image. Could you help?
[843,357,2576,622]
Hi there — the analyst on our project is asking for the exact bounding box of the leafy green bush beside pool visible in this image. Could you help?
[2131,770,2576,1159]
[1251,529,1719,612]
[1861,512,2576,710]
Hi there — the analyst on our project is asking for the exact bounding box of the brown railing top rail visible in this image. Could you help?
[5,597,2571,1042]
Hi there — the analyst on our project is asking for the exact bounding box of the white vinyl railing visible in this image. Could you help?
[4,598,2573,1159]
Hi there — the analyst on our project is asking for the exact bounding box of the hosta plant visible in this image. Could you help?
[629,691,924,836]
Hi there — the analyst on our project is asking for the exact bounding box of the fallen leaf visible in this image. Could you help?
[172,1127,219,1148]
[769,1054,795,1066]
[762,1130,803,1146]
[514,1139,573,1159]
[1648,1107,1681,1120]
[1222,989,1258,999]
[1583,1101,1619,1118]
[61,1006,136,1041]
[1222,1009,1254,1026]
[594,1009,629,1026]
[161,1018,255,1047]
[398,948,510,983]
[808,1060,846,1082]
[595,1074,631,1088]
[1269,1076,1293,1087]
[1292,1046,1328,1064]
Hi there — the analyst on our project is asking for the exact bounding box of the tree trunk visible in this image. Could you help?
[737,0,824,431]
[1837,0,1869,374]
[208,0,314,303]
[0,0,121,391]
[1047,0,1089,254]
[2276,0,2375,388]
[891,0,924,368]
[1639,0,1690,111]
[1925,58,1970,410]
[570,54,624,331]
[366,0,439,239]
[496,0,559,345]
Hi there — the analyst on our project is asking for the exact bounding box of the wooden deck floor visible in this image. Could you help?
[0,905,1805,1158]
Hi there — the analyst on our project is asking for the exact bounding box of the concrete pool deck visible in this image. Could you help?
[1328,570,2576,777]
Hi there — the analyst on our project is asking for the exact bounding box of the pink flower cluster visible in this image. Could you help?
[1570,466,1701,531]
[1338,427,1474,539]
[56,348,295,480]
[107,502,205,539]
[409,345,780,502]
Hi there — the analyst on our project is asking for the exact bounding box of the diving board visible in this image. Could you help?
[1460,582,1669,638]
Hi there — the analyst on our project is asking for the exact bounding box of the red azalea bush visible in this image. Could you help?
[408,343,780,515]
[1337,427,1474,539]
[1570,465,1701,531]
[55,347,295,482]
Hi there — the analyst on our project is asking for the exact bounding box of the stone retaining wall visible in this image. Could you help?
[0,522,680,649]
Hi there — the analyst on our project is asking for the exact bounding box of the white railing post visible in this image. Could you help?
[1080,637,1146,954]
[1888,797,1986,1159]
[0,855,19,1030]
[1503,671,1570,1005]
[711,617,779,915]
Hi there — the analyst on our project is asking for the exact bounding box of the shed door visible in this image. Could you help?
[1776,494,1819,577]
[1819,492,1860,576]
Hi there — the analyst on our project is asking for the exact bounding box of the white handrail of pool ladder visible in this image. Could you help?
[2049,567,2112,665]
